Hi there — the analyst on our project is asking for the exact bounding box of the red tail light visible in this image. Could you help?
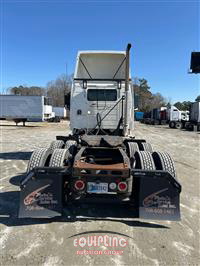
[74,180,85,190]
[118,182,127,192]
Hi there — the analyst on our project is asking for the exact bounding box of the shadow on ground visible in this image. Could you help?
[0,124,41,128]
[0,190,169,229]
[0,151,32,160]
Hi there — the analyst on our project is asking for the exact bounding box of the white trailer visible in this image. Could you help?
[0,95,55,125]
[53,107,67,118]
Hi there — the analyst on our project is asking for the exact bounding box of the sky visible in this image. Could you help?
[0,0,199,103]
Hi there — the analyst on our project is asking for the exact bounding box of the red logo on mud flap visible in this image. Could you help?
[143,188,170,208]
[24,184,50,206]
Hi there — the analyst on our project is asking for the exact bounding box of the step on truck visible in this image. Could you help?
[19,44,181,221]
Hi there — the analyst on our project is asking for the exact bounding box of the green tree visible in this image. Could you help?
[195,95,200,102]
[174,101,192,111]
[9,85,45,96]
[133,78,166,112]
[133,78,152,112]
[174,102,183,110]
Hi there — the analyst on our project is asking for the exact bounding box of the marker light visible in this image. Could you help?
[74,180,85,190]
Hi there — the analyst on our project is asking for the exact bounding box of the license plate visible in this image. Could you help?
[87,182,108,193]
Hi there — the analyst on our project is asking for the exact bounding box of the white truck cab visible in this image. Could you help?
[70,51,134,135]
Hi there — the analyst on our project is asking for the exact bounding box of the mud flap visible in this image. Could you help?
[19,167,64,218]
[133,170,181,221]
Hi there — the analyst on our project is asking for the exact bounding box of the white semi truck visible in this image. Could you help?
[19,44,181,221]
[0,95,55,125]
[168,106,189,129]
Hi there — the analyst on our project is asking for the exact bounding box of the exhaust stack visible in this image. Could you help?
[123,43,131,136]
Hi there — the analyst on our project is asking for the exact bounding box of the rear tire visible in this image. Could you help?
[134,151,156,170]
[49,140,65,150]
[141,142,153,152]
[175,122,182,129]
[152,151,176,178]
[49,149,70,167]
[27,148,52,173]
[127,142,140,157]
[65,140,77,155]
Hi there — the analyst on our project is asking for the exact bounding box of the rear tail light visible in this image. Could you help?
[74,180,85,190]
[118,182,127,192]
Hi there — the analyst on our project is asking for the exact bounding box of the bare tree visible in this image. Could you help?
[46,74,72,107]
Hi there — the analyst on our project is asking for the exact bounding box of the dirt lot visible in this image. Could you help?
[0,120,199,266]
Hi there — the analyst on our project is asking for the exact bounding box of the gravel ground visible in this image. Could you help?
[0,120,199,266]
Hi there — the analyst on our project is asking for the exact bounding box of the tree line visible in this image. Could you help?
[133,78,167,112]
[133,78,199,112]
[7,75,199,111]
[173,95,200,111]
[8,74,72,107]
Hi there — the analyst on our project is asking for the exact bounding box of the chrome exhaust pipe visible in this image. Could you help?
[123,43,131,136]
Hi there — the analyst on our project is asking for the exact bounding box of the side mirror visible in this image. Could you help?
[190,52,200,73]
[65,93,70,109]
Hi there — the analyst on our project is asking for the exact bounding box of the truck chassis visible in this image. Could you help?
[19,136,181,221]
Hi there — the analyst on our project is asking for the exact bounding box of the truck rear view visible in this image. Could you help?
[19,44,181,221]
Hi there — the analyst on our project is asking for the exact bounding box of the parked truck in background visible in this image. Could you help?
[186,52,200,131]
[141,107,168,125]
[185,102,200,131]
[141,106,189,129]
[134,111,144,121]
[0,95,55,125]
[168,106,189,129]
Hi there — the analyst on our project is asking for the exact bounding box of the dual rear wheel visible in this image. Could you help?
[127,142,176,177]
[134,151,176,177]
[27,140,77,173]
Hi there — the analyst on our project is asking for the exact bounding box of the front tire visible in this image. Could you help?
[169,121,175,128]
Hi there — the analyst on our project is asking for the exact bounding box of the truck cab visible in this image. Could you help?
[70,51,134,135]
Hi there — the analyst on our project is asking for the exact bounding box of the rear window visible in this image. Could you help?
[87,89,117,101]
